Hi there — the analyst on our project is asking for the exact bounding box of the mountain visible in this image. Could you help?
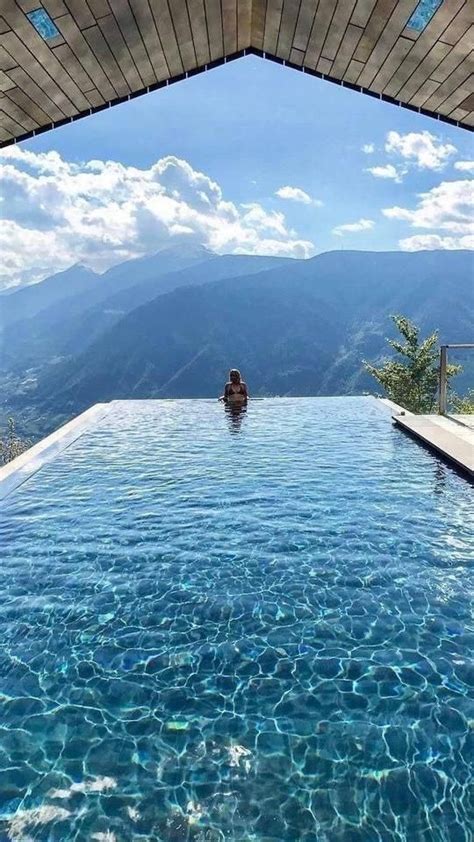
[24,249,472,424]
[0,243,214,359]
[0,264,99,326]
[0,248,292,371]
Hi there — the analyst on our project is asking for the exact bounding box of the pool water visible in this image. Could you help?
[0,398,473,842]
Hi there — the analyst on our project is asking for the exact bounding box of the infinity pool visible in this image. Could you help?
[0,398,473,841]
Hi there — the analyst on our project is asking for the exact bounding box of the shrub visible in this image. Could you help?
[0,418,32,466]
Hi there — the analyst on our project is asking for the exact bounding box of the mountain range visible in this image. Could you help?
[1,245,472,440]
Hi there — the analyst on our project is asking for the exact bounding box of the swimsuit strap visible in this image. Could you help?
[226,382,245,396]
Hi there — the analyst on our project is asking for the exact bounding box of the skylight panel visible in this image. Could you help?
[407,0,443,32]
[26,8,60,40]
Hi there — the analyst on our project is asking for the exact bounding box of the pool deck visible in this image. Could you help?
[391,408,474,479]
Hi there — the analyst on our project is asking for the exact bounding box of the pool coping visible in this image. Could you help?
[378,398,473,479]
[393,413,474,479]
[377,397,412,416]
[0,402,114,501]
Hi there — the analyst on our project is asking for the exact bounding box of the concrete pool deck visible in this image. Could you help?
[391,409,474,479]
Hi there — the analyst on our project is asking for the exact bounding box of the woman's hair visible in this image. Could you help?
[229,369,241,382]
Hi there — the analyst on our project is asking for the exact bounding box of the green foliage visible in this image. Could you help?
[364,315,461,414]
[0,418,32,466]
[450,389,474,414]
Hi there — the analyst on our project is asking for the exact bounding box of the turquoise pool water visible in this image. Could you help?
[0,398,473,841]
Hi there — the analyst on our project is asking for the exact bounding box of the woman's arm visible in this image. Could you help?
[219,384,230,402]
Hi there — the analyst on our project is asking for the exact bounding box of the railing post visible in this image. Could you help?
[439,345,447,414]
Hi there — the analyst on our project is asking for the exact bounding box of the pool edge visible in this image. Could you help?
[393,414,474,480]
[0,402,115,501]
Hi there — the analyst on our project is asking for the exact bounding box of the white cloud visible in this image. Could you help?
[383,179,473,235]
[454,161,474,172]
[275,185,323,206]
[399,234,474,251]
[385,130,456,170]
[332,218,374,236]
[367,164,404,182]
[362,143,375,154]
[0,148,315,288]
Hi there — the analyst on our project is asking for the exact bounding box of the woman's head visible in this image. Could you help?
[229,368,241,383]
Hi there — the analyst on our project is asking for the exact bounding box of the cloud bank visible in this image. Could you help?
[275,185,323,206]
[332,218,374,236]
[385,130,457,170]
[366,130,459,183]
[454,161,474,173]
[383,179,474,251]
[0,148,315,288]
[366,164,404,182]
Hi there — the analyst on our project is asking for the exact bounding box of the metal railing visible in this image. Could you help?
[439,344,474,414]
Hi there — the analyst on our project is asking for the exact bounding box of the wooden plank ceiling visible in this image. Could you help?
[0,0,472,146]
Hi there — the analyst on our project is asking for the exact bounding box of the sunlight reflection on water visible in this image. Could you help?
[0,398,473,841]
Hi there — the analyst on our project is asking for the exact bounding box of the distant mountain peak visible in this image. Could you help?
[158,241,213,253]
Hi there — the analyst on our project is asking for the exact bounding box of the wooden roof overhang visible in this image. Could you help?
[0,0,472,148]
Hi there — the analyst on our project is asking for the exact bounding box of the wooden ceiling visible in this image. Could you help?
[0,0,472,147]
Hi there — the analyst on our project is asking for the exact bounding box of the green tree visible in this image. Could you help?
[450,389,474,414]
[364,315,461,414]
[0,418,32,466]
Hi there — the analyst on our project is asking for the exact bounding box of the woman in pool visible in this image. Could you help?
[219,369,249,404]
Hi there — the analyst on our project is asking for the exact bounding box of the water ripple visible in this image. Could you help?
[0,398,473,841]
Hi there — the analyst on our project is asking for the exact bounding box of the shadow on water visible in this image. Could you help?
[224,402,247,434]
[433,462,449,495]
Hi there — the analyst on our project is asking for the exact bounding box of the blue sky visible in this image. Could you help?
[1,55,472,288]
